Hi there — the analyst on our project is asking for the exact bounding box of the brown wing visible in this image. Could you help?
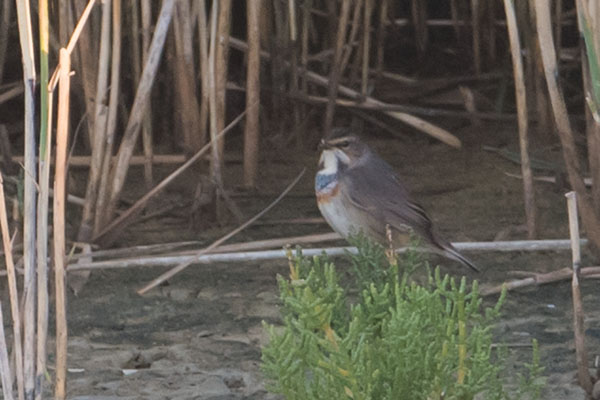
[340,153,437,246]
[341,153,479,272]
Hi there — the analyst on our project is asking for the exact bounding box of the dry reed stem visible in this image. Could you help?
[486,0,497,65]
[554,0,563,62]
[103,0,175,227]
[197,0,210,147]
[198,0,210,148]
[375,0,389,82]
[534,0,600,254]
[288,0,303,147]
[72,0,98,143]
[481,266,600,296]
[0,0,11,83]
[207,0,242,222]
[471,0,481,74]
[0,298,13,399]
[173,0,202,155]
[70,232,339,264]
[137,168,306,295]
[323,0,351,136]
[79,0,112,242]
[68,238,586,273]
[243,0,261,188]
[450,0,461,40]
[92,110,247,246]
[575,0,600,212]
[0,85,24,105]
[411,0,428,52]
[53,47,71,400]
[214,0,232,174]
[15,0,37,396]
[48,0,96,90]
[140,0,154,189]
[94,0,122,236]
[12,154,188,167]
[361,0,373,97]
[0,173,24,400]
[565,192,593,393]
[35,0,51,394]
[340,0,363,73]
[208,1,223,215]
[503,0,537,239]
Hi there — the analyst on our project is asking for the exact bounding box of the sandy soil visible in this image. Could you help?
[2,123,598,399]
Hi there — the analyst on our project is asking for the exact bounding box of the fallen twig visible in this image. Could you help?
[66,232,339,264]
[137,168,307,294]
[481,266,600,296]
[67,238,587,273]
[93,109,246,246]
[504,172,592,187]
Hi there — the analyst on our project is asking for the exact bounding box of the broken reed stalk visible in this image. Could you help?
[534,0,600,255]
[340,0,363,74]
[228,37,462,148]
[68,237,586,273]
[502,0,537,239]
[92,109,247,246]
[15,0,37,395]
[137,168,307,295]
[565,191,593,394]
[36,0,50,396]
[243,0,261,188]
[0,173,23,400]
[481,266,600,296]
[78,0,112,242]
[323,0,351,136]
[102,0,175,229]
[0,298,13,400]
[70,232,340,263]
[94,0,122,236]
[53,47,71,400]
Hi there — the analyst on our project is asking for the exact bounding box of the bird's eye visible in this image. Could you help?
[339,140,350,148]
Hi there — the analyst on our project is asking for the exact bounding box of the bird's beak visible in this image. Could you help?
[318,139,331,151]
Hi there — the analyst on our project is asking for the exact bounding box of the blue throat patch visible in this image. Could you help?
[315,173,338,191]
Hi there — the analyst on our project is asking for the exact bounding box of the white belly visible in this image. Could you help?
[317,193,357,239]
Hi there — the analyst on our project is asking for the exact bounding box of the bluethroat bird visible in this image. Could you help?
[315,129,479,272]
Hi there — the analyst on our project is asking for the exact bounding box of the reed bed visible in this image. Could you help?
[1,0,599,397]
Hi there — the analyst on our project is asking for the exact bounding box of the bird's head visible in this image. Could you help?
[318,130,369,172]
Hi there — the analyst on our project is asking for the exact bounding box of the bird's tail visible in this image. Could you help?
[440,244,480,272]
[429,233,479,272]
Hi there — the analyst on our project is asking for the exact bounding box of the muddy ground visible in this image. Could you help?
[3,123,599,399]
